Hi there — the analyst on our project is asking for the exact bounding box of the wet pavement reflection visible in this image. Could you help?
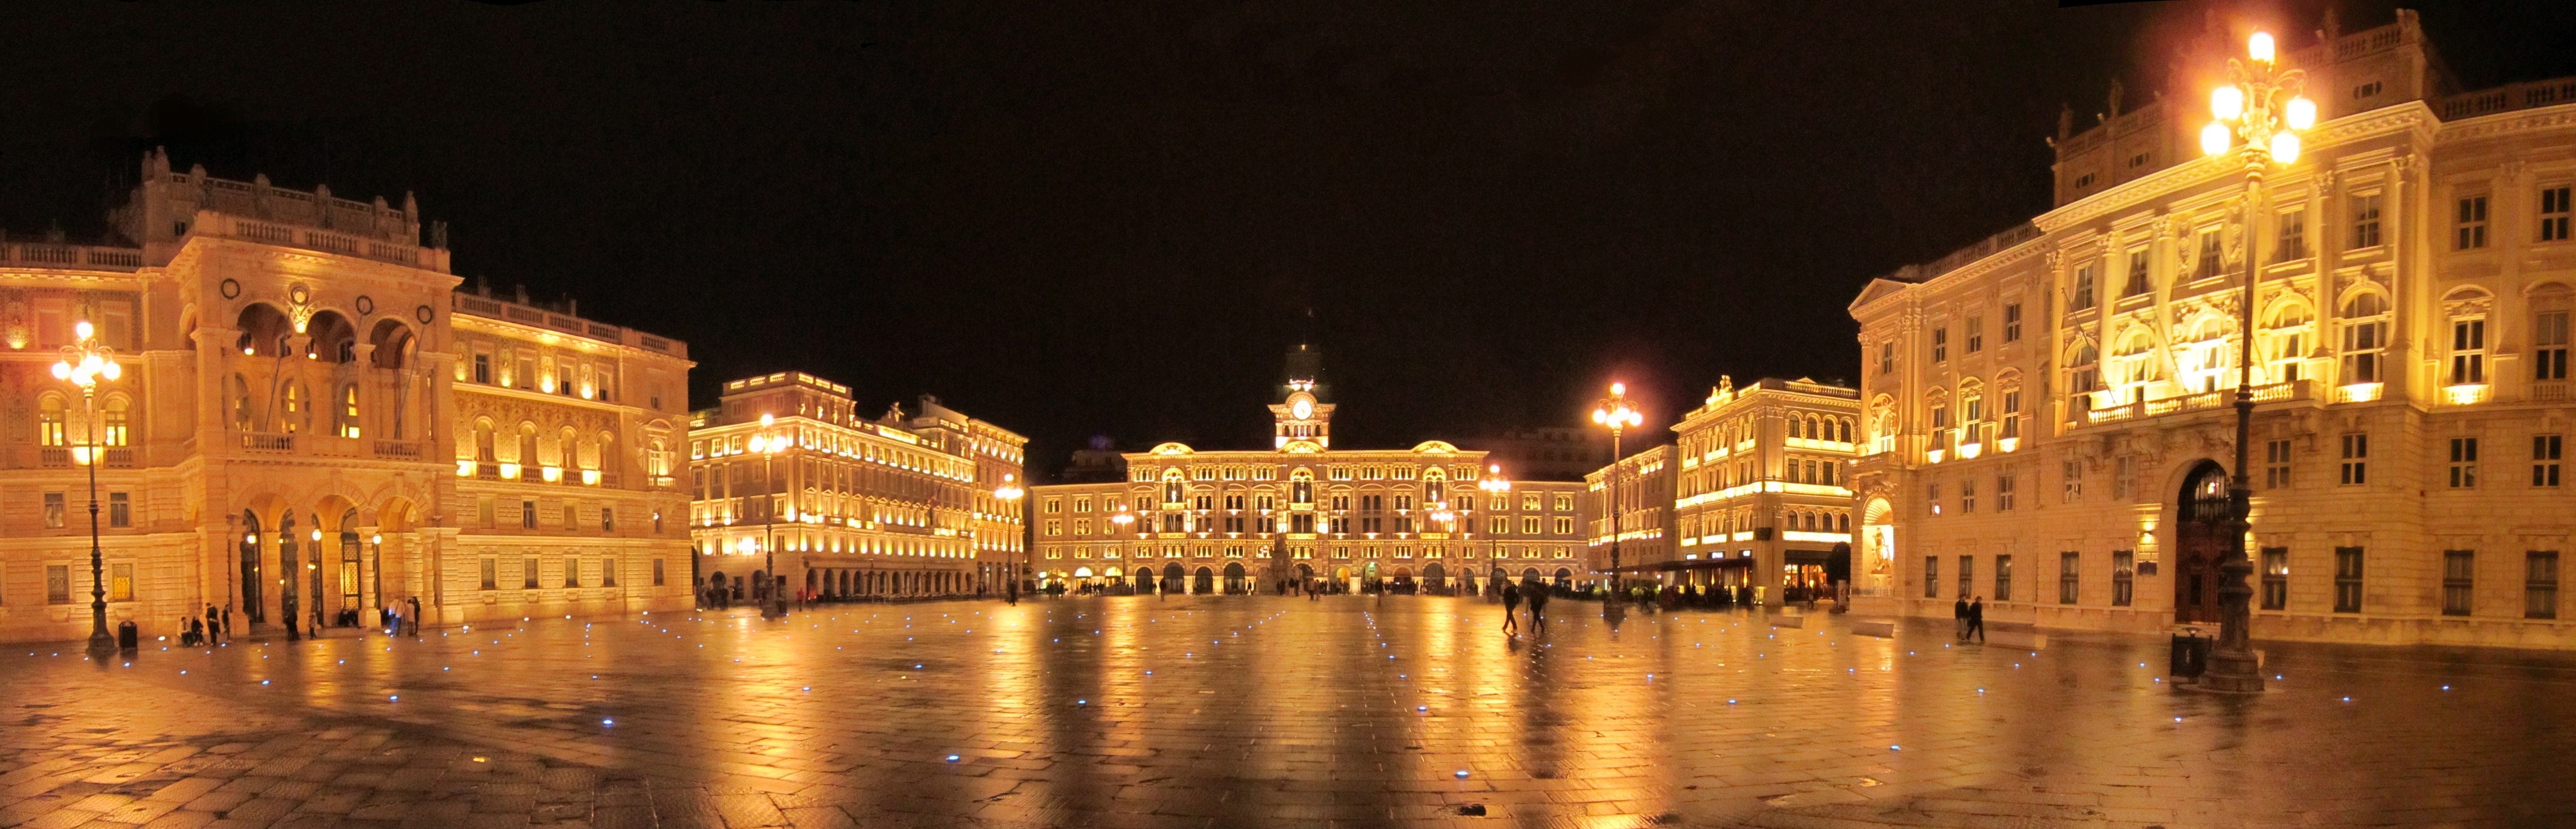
[5,595,2574,827]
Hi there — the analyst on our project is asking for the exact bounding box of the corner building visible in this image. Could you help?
[687,373,1026,603]
[1646,377,1859,603]
[0,152,695,644]
[1849,13,2576,648]
[1029,348,1587,594]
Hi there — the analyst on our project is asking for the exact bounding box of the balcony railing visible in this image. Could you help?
[2080,380,2311,428]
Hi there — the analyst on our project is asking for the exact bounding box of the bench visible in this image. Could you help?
[1849,620,1895,638]
[1770,615,1805,628]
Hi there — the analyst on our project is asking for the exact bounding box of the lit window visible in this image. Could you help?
[2349,193,2383,250]
[2457,195,2488,249]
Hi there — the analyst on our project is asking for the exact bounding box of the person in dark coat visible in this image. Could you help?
[1954,595,1970,640]
[1500,583,1522,635]
[1968,596,1987,643]
[408,596,423,637]
[1527,583,1550,634]
[206,605,222,644]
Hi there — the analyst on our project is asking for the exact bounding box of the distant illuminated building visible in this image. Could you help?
[687,373,1026,603]
[1605,376,1858,603]
[1028,346,1587,594]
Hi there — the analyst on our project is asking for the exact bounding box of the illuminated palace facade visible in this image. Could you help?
[1595,377,1858,602]
[0,151,695,644]
[1849,12,2576,648]
[1029,348,1588,594]
[688,373,1026,602]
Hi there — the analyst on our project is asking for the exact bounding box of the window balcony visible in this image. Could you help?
[2075,380,2314,432]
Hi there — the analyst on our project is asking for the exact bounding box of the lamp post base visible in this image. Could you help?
[762,600,786,619]
[2199,647,2265,693]
[86,628,116,660]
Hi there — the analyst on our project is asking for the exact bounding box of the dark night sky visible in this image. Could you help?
[4,1,2570,478]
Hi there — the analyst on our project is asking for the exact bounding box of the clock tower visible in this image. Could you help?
[1269,344,1334,451]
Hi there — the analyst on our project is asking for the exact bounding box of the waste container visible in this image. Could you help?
[116,620,139,651]
[2170,632,2210,678]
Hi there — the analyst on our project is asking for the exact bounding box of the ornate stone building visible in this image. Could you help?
[0,151,695,644]
[1629,377,1859,602]
[686,372,1026,603]
[1849,12,2576,648]
[1029,347,1589,594]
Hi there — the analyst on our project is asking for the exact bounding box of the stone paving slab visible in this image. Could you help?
[5,597,2575,827]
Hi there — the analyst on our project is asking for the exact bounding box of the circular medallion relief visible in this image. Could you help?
[415,305,435,324]
[289,284,311,305]
[218,279,241,299]
[355,295,376,316]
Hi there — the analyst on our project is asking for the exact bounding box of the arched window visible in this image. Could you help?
[37,395,67,447]
[102,396,130,446]
[558,426,579,469]
[335,384,360,438]
[2266,303,2313,384]
[2068,341,2101,397]
[234,375,255,431]
[474,419,497,463]
[2341,293,2390,384]
[280,380,308,435]
[518,423,538,466]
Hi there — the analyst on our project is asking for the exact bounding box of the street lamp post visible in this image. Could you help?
[2197,29,2312,694]
[1590,383,1643,596]
[54,321,122,659]
[749,414,789,619]
[1477,464,1511,594]
[1110,510,1135,594]
[993,474,1024,596]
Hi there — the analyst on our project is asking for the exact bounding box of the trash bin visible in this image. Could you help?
[2170,632,2210,678]
[116,620,139,651]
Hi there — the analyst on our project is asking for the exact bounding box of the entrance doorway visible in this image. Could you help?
[2174,460,2230,624]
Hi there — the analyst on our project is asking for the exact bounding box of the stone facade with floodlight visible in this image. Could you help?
[1849,12,2576,648]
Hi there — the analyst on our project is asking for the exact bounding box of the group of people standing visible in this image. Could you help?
[172,599,421,647]
[1498,581,1550,636]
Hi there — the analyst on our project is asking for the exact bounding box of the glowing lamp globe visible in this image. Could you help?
[2209,85,2243,122]
[2286,96,2317,130]
[2201,123,2232,157]
[2248,31,2275,64]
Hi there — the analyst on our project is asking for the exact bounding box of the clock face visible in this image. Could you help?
[1291,398,1313,420]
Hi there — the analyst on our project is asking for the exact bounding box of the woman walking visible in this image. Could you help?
[1500,583,1522,636]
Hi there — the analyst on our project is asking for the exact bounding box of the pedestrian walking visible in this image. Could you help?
[1007,580,1019,605]
[1968,596,1986,643]
[408,597,422,637]
[1527,584,1550,634]
[1500,583,1522,636]
[1953,595,1969,640]
[206,604,221,644]
[222,604,233,640]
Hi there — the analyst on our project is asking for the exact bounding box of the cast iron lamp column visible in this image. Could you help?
[2197,29,2313,694]
[1591,383,1643,595]
[54,321,123,659]
[749,415,789,619]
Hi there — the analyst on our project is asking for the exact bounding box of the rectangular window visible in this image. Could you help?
[2002,302,2022,342]
[2538,311,2571,380]
[1926,483,1941,517]
[2529,551,2561,620]
[602,508,615,533]
[1931,327,1947,363]
[2111,550,2134,606]
[599,558,615,588]
[2350,193,2383,249]
[2457,195,2489,249]
[2113,456,2133,500]
[2537,435,2564,487]
[1923,556,1939,599]
[2449,437,2479,489]
[2260,547,2288,610]
[2451,319,2486,384]
[565,501,579,532]
[2062,459,2082,503]
[473,353,491,384]
[1953,555,1971,600]
[523,557,541,590]
[2333,547,2365,613]
[2196,229,2223,279]
[2059,552,2081,604]
[480,558,498,590]
[521,500,538,529]
[48,565,72,604]
[1994,554,2012,603]
[1996,474,2015,511]
[110,563,133,602]
[44,493,66,529]
[653,558,666,587]
[1554,517,1572,534]
[2544,185,2572,242]
[1878,341,1895,376]
[1960,478,1976,514]
[1965,316,1983,354]
[565,557,581,589]
[2265,439,2293,490]
[2072,264,2097,311]
[2122,248,2151,297]
[2442,550,2475,617]
[1522,517,1541,534]
[479,497,497,529]
[2340,433,2369,485]
[108,492,131,528]
[2276,210,2308,261]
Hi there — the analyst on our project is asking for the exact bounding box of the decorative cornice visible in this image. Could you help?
[2436,101,2576,143]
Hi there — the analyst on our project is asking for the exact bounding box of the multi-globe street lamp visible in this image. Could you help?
[2196,29,2313,694]
[747,414,789,619]
[1590,383,1643,595]
[53,321,122,659]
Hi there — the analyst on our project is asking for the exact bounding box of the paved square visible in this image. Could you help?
[5,596,2572,828]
